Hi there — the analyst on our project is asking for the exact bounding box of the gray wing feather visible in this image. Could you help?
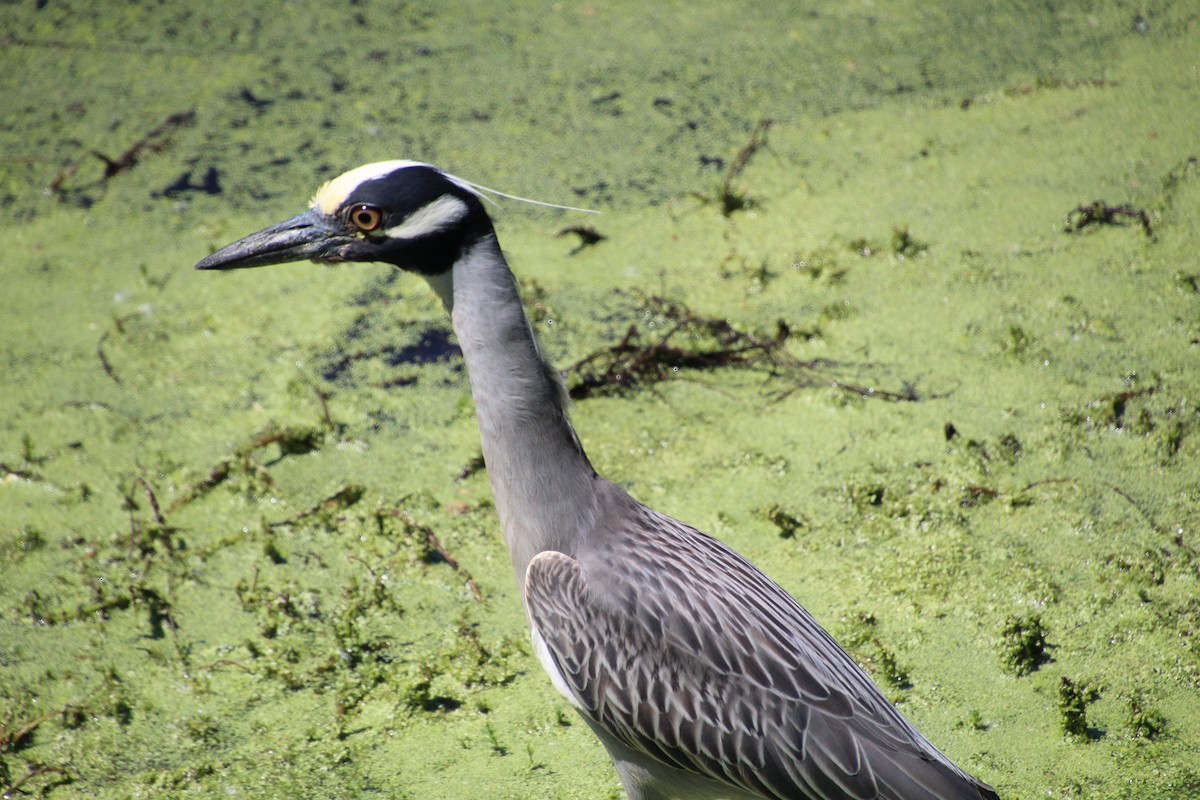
[524,502,999,800]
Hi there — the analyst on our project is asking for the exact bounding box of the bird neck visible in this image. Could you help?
[428,234,600,588]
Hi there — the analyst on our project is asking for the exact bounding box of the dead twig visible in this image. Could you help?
[136,476,167,527]
[199,658,253,673]
[565,291,924,404]
[376,507,484,601]
[236,426,325,459]
[165,424,326,515]
[1,762,74,797]
[314,386,336,431]
[165,458,231,514]
[48,110,195,194]
[3,34,193,57]
[1,463,45,483]
[566,292,790,400]
[454,454,486,483]
[557,225,606,255]
[1,708,65,753]
[97,328,121,383]
[1065,201,1153,238]
[268,485,365,529]
[691,119,774,216]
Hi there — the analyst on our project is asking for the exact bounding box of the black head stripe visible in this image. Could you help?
[350,166,477,222]
[339,165,493,275]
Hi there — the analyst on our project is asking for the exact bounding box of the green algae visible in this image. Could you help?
[3,2,1200,798]
[999,613,1051,677]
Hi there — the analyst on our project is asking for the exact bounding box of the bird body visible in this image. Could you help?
[197,161,999,800]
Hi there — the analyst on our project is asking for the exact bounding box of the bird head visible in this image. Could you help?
[195,161,494,276]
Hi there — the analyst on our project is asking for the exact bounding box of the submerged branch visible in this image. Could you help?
[564,291,927,403]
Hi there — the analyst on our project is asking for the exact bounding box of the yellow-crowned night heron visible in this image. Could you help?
[196,161,1000,800]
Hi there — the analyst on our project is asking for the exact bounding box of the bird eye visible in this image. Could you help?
[348,204,384,232]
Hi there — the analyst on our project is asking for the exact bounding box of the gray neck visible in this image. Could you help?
[426,235,599,588]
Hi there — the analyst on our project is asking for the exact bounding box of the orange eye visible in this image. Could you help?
[348,204,383,232]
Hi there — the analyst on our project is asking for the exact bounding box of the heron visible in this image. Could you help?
[196,160,1000,800]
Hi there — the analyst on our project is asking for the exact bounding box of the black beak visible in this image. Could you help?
[195,208,352,270]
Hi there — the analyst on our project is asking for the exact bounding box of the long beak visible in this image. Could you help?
[195,208,352,270]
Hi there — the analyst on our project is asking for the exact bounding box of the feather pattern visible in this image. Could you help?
[526,488,1000,800]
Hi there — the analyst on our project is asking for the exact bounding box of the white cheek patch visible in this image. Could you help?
[383,194,470,240]
[311,160,429,215]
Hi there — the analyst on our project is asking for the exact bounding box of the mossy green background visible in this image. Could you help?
[2,1,1199,797]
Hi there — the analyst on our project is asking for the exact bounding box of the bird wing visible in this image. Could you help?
[524,503,996,800]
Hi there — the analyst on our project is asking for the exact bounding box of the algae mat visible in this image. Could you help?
[2,2,1199,798]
